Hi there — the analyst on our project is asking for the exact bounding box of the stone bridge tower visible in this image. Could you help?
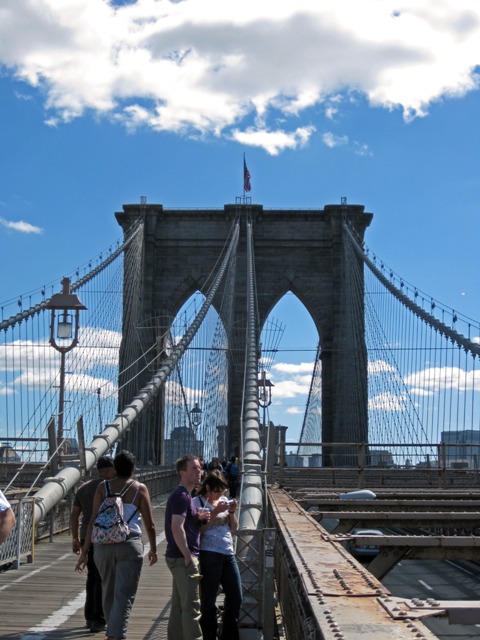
[116,202,372,463]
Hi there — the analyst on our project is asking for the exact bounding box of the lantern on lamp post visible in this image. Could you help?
[258,370,274,458]
[189,401,203,458]
[191,401,202,429]
[258,370,275,468]
[258,370,273,414]
[46,277,87,452]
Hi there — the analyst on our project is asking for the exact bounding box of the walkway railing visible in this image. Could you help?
[277,441,480,489]
[0,498,35,569]
[0,467,177,570]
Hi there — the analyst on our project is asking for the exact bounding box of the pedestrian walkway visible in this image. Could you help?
[0,498,172,640]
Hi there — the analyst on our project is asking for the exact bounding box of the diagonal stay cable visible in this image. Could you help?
[344,223,480,358]
[0,219,144,332]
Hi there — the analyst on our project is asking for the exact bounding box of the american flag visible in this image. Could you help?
[244,158,251,192]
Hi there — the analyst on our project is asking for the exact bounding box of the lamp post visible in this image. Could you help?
[258,370,273,461]
[190,401,202,457]
[46,277,87,454]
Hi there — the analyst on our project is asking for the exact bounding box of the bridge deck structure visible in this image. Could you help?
[269,488,440,640]
[3,474,480,639]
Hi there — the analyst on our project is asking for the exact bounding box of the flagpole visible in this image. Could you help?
[243,153,246,203]
[243,153,251,202]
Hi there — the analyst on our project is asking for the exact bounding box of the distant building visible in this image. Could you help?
[0,444,21,463]
[441,430,480,469]
[307,453,323,468]
[64,438,79,455]
[367,449,395,467]
[164,426,203,466]
[285,451,304,467]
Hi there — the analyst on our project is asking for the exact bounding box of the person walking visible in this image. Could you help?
[75,450,158,640]
[0,489,16,545]
[164,454,208,640]
[225,456,239,499]
[71,455,116,633]
[193,473,242,640]
[207,457,223,474]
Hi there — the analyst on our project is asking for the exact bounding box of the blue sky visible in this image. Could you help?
[0,0,479,440]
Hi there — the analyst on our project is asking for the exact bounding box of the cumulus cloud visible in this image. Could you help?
[323,132,349,149]
[0,329,121,391]
[268,360,315,401]
[0,217,43,234]
[273,378,311,399]
[273,361,315,375]
[405,366,480,392]
[285,406,303,415]
[369,391,408,411]
[232,126,315,156]
[368,359,396,375]
[0,0,478,154]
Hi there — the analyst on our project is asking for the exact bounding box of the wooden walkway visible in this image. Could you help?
[0,498,173,640]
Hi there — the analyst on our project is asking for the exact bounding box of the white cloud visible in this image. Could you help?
[0,217,43,234]
[0,385,15,396]
[231,126,315,156]
[353,141,372,157]
[13,369,117,396]
[408,386,434,397]
[0,1,478,154]
[285,407,303,415]
[323,132,349,149]
[273,378,311,399]
[273,361,315,374]
[0,329,122,395]
[0,340,54,372]
[369,391,408,411]
[268,360,315,400]
[368,359,396,375]
[405,366,480,392]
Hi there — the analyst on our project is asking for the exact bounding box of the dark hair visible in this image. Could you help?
[176,454,199,475]
[198,473,228,496]
[114,450,136,477]
[96,455,114,470]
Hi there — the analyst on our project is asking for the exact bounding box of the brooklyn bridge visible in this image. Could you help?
[1,200,480,639]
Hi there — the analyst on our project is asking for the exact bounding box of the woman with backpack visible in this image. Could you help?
[75,450,157,640]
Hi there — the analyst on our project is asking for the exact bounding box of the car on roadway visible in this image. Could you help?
[346,528,383,558]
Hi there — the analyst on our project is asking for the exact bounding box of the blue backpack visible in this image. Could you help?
[91,481,135,544]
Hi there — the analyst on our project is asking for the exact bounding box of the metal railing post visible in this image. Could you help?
[358,442,366,489]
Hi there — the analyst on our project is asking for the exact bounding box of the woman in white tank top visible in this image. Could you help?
[76,451,157,640]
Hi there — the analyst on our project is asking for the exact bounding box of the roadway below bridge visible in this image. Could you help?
[383,559,480,640]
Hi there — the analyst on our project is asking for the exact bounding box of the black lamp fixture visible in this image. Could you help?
[47,277,87,353]
[190,401,203,428]
[258,369,274,408]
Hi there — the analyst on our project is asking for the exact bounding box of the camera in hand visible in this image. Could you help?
[227,499,235,506]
